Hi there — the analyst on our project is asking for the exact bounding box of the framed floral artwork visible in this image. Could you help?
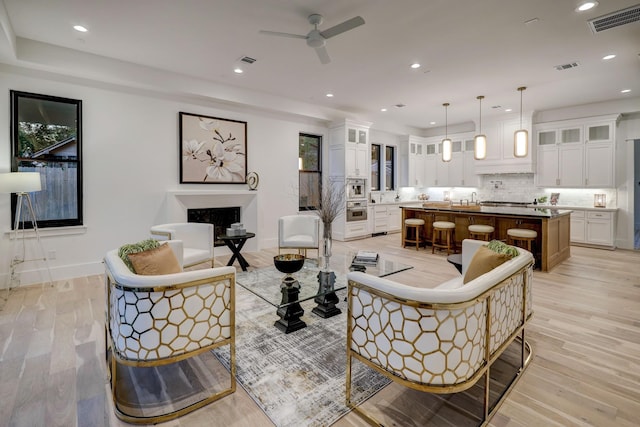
[179,112,247,183]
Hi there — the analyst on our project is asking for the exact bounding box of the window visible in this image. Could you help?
[385,146,395,190]
[11,91,83,228]
[370,144,381,191]
[299,133,321,211]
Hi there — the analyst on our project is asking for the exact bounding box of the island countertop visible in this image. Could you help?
[401,204,572,218]
[401,205,571,271]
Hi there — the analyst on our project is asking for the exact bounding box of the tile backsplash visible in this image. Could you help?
[390,173,617,208]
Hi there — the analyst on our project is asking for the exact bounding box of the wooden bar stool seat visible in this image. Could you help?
[403,218,425,250]
[432,221,456,255]
[468,224,495,241]
[507,228,537,252]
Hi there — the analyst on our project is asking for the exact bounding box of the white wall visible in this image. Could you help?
[0,68,328,285]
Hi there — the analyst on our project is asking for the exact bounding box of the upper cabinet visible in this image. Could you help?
[473,114,534,175]
[329,119,372,178]
[420,132,476,187]
[399,135,426,187]
[534,115,618,188]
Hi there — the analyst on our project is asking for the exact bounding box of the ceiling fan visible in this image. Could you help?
[260,14,365,64]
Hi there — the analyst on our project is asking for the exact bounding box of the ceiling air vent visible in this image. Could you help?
[240,56,256,64]
[554,62,580,71]
[588,4,640,33]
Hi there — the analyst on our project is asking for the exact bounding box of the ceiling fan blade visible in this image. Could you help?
[320,16,365,39]
[315,46,331,64]
[259,30,307,40]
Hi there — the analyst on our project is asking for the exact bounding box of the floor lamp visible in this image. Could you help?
[0,172,53,296]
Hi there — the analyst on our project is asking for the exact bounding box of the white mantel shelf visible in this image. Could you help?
[167,189,257,196]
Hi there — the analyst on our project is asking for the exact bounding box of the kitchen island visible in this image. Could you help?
[401,205,572,271]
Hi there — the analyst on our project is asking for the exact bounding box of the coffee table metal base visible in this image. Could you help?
[312,271,342,318]
[274,278,307,334]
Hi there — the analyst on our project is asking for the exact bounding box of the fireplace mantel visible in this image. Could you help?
[164,189,259,253]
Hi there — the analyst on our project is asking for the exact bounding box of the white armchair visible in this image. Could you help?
[151,222,214,268]
[278,215,320,258]
[104,240,236,423]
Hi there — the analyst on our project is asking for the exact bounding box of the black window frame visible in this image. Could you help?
[298,133,322,211]
[10,90,83,229]
[371,143,381,191]
[385,145,396,191]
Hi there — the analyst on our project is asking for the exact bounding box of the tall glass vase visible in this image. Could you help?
[322,222,332,271]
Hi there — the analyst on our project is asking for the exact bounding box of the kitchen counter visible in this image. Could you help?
[529,204,618,212]
[401,205,571,272]
[402,204,573,218]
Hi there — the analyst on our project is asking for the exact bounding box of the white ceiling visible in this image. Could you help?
[1,0,639,130]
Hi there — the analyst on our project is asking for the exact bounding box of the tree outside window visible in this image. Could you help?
[370,144,381,191]
[11,91,83,228]
[299,133,322,211]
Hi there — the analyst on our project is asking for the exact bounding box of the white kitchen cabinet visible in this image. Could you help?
[329,119,371,178]
[371,204,402,234]
[423,142,438,187]
[463,139,478,187]
[584,143,614,187]
[400,136,426,187]
[474,115,534,174]
[586,211,615,247]
[570,210,586,243]
[448,140,464,187]
[569,208,616,248]
[534,115,618,188]
[344,221,369,240]
[387,206,401,232]
[373,205,388,233]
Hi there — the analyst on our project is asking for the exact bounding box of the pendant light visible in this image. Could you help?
[474,95,487,160]
[514,86,528,158]
[441,102,452,162]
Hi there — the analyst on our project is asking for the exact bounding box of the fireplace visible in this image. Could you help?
[188,207,241,247]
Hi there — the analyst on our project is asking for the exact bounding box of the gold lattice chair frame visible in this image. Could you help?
[104,242,236,424]
[346,246,534,426]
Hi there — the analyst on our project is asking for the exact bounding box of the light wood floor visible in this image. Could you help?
[1,234,639,426]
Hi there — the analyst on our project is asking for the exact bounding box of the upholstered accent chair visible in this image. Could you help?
[150,222,214,268]
[345,239,534,425]
[104,240,236,424]
[278,215,320,258]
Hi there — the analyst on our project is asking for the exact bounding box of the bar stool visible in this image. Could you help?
[432,221,456,255]
[507,228,537,252]
[403,218,425,250]
[468,224,495,241]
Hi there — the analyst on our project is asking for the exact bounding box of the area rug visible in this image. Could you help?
[212,285,391,427]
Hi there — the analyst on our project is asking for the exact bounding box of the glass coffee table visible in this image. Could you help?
[235,252,412,333]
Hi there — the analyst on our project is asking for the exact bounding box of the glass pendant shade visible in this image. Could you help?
[514,129,528,157]
[441,102,451,162]
[514,86,528,158]
[474,134,487,160]
[442,138,452,162]
[474,95,486,160]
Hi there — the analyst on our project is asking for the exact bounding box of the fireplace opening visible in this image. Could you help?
[188,207,241,247]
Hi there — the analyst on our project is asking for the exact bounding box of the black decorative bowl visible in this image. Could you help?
[273,254,305,274]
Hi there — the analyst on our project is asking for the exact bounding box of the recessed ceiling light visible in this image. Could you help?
[602,54,616,60]
[621,89,631,93]
[576,1,598,12]
[233,67,244,74]
[73,25,88,32]
[430,121,436,125]
[381,108,387,112]
[410,63,421,69]
[505,108,513,112]
[326,93,334,98]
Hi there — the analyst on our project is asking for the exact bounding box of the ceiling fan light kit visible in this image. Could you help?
[260,14,365,64]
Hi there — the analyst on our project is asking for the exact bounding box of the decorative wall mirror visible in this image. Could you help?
[10,90,83,228]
